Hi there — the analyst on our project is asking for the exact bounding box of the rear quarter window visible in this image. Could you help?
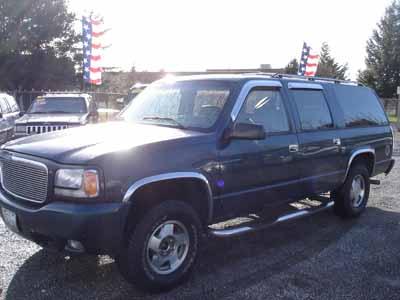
[333,85,388,127]
[290,89,334,131]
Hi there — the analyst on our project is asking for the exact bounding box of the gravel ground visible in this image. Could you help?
[0,130,399,300]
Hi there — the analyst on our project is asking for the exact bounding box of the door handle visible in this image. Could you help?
[289,144,299,153]
[333,138,341,146]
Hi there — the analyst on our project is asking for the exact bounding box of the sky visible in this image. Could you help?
[68,0,393,79]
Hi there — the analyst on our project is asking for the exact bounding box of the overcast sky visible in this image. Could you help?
[68,0,393,79]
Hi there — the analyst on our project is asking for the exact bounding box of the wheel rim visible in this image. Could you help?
[146,220,190,275]
[350,174,366,208]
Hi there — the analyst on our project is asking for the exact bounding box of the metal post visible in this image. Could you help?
[105,94,109,121]
[397,93,400,130]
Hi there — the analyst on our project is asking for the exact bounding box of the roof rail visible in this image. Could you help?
[270,73,363,86]
[240,72,277,77]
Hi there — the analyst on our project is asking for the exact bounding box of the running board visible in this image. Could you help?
[208,201,334,238]
[370,179,381,185]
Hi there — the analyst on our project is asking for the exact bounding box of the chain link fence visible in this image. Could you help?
[381,98,399,123]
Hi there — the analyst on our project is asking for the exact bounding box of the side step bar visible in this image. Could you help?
[209,201,334,238]
[370,179,381,185]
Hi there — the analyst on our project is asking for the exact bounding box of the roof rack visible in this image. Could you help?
[271,73,363,86]
[248,72,363,86]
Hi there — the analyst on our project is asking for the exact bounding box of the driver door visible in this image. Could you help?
[217,87,301,216]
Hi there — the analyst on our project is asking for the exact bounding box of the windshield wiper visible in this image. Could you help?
[29,111,74,114]
[142,116,185,129]
[48,110,76,114]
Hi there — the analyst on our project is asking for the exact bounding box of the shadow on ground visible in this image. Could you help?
[4,207,397,300]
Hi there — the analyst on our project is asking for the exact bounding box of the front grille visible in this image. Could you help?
[1,156,48,203]
[27,125,68,135]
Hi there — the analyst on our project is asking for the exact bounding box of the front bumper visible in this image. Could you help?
[0,189,130,255]
[14,132,27,138]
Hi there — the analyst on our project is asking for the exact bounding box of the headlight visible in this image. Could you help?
[54,169,100,198]
[15,125,26,133]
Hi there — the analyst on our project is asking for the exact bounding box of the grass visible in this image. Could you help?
[389,115,398,123]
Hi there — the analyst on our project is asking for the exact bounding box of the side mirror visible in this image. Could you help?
[0,113,3,119]
[229,123,266,140]
[19,111,24,117]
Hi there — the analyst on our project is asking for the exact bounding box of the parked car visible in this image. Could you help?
[0,93,21,143]
[14,93,98,137]
[0,74,395,291]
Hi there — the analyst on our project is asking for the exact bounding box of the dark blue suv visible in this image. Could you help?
[0,74,395,291]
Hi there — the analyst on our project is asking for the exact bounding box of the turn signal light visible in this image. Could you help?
[83,170,99,197]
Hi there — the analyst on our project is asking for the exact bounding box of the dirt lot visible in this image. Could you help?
[0,131,399,300]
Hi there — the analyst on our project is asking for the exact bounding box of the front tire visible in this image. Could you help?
[117,200,201,291]
[332,163,370,218]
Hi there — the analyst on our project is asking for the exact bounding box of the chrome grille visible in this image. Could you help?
[26,125,68,135]
[1,157,48,203]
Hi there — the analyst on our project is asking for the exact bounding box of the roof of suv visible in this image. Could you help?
[157,73,362,87]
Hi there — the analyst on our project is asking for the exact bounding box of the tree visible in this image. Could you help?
[316,42,348,80]
[0,0,81,90]
[284,59,299,74]
[358,0,400,97]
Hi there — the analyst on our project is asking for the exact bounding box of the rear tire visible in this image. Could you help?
[332,163,370,218]
[116,200,201,292]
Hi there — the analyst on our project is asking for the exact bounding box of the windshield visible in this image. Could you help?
[121,81,232,130]
[28,97,87,114]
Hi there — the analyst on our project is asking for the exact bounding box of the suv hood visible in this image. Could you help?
[3,122,207,164]
[16,113,86,124]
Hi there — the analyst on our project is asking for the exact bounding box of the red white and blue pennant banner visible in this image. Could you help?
[298,42,320,77]
[82,15,105,85]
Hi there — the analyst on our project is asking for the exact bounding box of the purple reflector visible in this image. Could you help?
[217,179,225,188]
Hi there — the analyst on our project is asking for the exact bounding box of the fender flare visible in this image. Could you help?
[343,148,376,182]
[122,172,214,222]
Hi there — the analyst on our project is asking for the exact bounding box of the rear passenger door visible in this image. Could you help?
[287,83,346,195]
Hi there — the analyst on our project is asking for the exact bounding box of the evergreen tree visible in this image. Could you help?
[316,42,348,80]
[358,0,400,97]
[284,59,299,74]
[0,0,81,90]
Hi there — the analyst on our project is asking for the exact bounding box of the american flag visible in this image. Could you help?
[298,42,320,77]
[82,15,105,85]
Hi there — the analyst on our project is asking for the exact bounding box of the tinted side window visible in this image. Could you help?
[237,89,290,133]
[334,85,388,127]
[291,89,333,131]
